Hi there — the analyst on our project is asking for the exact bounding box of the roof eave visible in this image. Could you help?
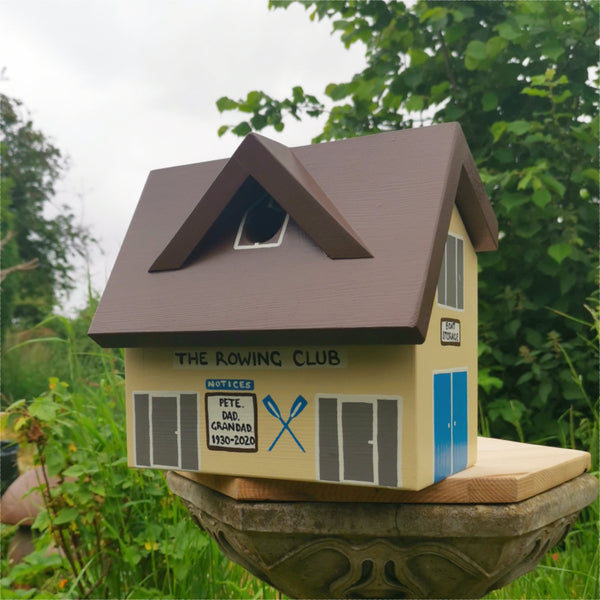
[88,325,425,349]
[451,125,499,252]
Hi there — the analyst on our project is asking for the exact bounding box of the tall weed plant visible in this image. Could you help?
[1,312,280,599]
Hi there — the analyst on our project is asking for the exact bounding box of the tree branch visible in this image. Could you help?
[0,231,40,282]
[0,258,40,282]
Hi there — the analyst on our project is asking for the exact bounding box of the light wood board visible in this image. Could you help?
[177,438,592,504]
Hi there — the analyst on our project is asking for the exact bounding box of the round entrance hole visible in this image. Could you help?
[243,195,286,244]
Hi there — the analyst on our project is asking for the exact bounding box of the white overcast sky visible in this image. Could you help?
[1,0,365,311]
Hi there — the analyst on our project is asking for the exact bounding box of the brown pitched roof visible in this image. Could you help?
[89,123,498,348]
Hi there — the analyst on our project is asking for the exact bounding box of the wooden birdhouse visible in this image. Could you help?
[89,123,498,491]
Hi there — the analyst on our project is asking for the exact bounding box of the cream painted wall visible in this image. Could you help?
[414,206,479,488]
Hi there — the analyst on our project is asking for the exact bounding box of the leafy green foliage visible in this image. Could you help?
[0,94,95,328]
[1,320,280,599]
[217,0,599,448]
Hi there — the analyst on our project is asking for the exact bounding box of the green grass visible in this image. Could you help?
[484,501,599,600]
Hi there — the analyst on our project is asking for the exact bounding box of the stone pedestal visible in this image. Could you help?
[167,471,597,599]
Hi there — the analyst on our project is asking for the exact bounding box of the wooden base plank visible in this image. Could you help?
[176,437,591,504]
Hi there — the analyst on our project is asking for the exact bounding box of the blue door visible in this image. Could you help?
[434,370,468,482]
[452,371,468,473]
[434,373,452,481]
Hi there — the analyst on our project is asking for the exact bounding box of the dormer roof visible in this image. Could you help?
[150,133,372,271]
[89,123,498,348]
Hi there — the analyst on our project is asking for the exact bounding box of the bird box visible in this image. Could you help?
[89,123,498,490]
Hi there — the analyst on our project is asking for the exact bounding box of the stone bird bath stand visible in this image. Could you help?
[167,438,596,599]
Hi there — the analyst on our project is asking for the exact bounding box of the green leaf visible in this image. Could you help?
[581,168,599,183]
[31,509,50,532]
[486,36,507,59]
[29,398,58,422]
[501,193,528,213]
[217,125,228,137]
[490,121,507,142]
[530,73,549,86]
[496,22,521,41]
[518,170,533,190]
[445,22,466,45]
[538,379,553,404]
[507,120,531,135]
[122,545,142,566]
[478,368,504,393]
[493,147,514,164]
[517,372,533,385]
[406,95,424,112]
[542,43,565,61]
[465,39,486,61]
[420,6,447,25]
[292,86,304,103]
[89,482,105,496]
[514,220,542,238]
[332,19,350,32]
[548,242,572,264]
[325,82,349,100]
[532,189,551,208]
[539,174,566,197]
[404,68,423,90]
[487,398,527,424]
[430,81,450,103]
[482,92,498,112]
[554,89,572,104]
[559,269,577,295]
[45,446,66,476]
[6,398,26,411]
[409,48,429,66]
[53,507,79,525]
[521,87,548,97]
[245,91,262,109]
[63,464,86,478]
[215,96,237,113]
[443,103,465,121]
[250,114,267,130]
[451,5,474,22]
[231,121,252,136]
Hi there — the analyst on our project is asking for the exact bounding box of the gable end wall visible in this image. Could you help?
[413,206,479,488]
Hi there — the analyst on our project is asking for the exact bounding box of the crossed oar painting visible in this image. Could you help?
[263,395,307,452]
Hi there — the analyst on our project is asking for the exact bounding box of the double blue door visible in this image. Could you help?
[434,370,468,482]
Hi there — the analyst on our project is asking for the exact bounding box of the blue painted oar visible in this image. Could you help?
[263,395,307,452]
[268,395,307,452]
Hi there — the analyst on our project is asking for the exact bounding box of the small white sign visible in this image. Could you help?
[441,319,461,346]
[205,393,258,452]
